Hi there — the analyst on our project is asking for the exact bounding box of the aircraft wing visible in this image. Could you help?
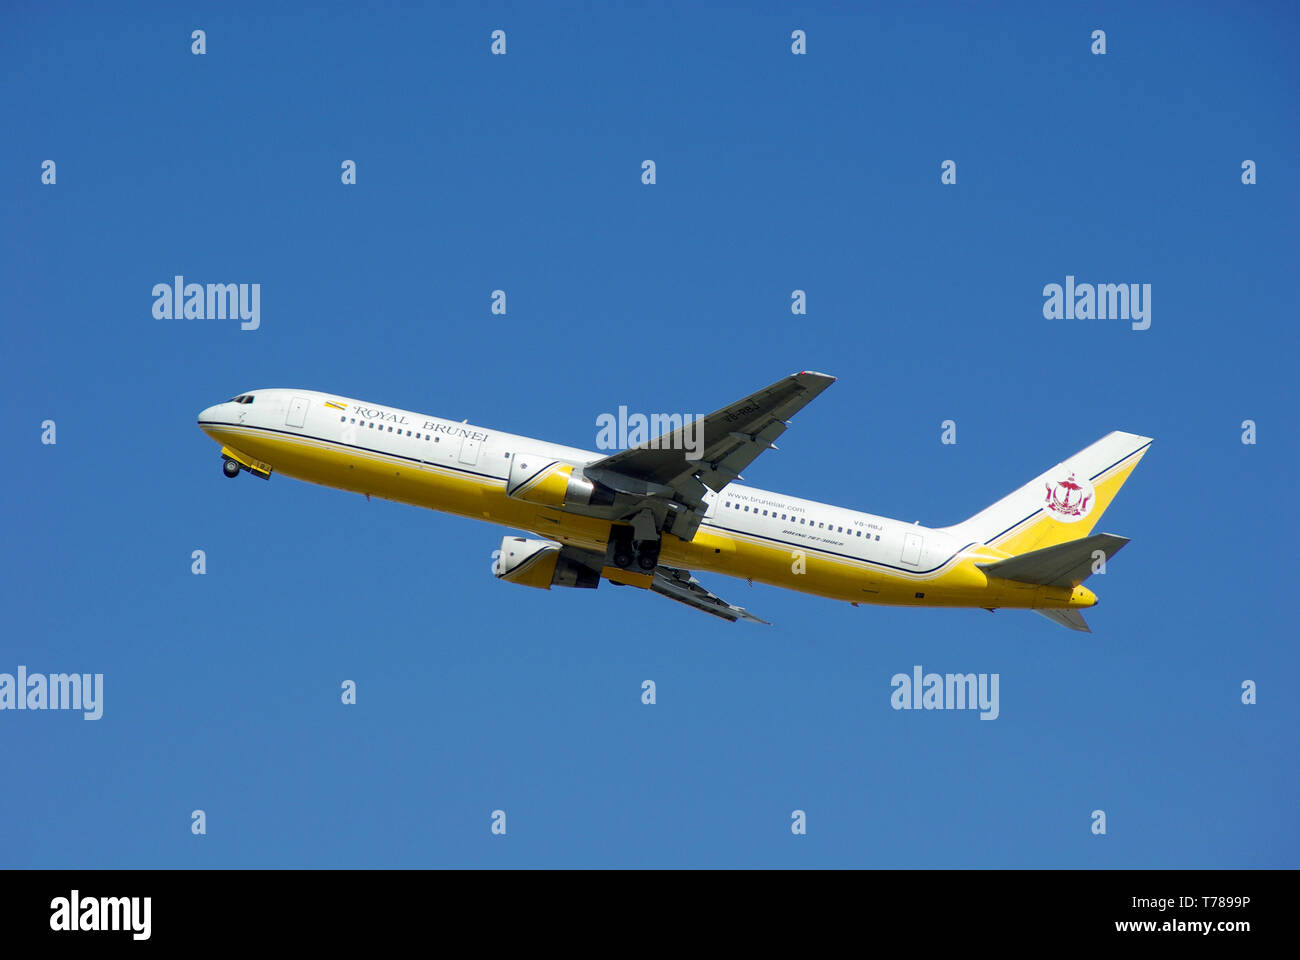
[581,371,835,541]
[585,371,835,496]
[650,566,769,624]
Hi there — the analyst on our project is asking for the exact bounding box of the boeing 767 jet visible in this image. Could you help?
[197,372,1150,630]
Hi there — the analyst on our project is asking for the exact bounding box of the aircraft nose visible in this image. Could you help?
[197,403,223,427]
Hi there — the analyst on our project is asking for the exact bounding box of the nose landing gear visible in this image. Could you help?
[217,447,271,480]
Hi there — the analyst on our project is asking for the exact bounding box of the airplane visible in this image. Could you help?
[196,372,1151,631]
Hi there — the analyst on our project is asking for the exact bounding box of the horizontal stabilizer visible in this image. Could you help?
[1034,608,1091,633]
[978,533,1129,588]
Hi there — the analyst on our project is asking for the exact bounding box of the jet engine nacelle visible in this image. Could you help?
[505,452,613,509]
[494,536,599,589]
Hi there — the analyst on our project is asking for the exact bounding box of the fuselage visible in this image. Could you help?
[197,388,1095,611]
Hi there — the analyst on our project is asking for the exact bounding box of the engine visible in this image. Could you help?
[504,452,614,509]
[494,537,599,590]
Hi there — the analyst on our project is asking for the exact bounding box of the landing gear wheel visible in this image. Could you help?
[636,543,660,571]
[222,458,242,478]
[613,549,634,569]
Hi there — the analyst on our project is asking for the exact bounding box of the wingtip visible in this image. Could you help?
[730,606,771,625]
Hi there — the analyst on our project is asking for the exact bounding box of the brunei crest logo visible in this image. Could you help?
[1044,472,1094,523]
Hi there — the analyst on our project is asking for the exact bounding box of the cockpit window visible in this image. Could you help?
[229,395,255,404]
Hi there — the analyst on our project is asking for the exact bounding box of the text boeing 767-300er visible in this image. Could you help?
[197,372,1151,631]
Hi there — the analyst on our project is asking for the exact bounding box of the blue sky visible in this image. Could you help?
[2,1,1296,867]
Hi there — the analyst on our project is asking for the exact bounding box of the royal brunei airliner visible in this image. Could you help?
[197,372,1151,631]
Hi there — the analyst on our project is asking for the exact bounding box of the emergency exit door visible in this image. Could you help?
[286,396,309,428]
[901,532,924,566]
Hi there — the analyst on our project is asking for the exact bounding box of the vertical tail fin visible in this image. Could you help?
[942,431,1152,554]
